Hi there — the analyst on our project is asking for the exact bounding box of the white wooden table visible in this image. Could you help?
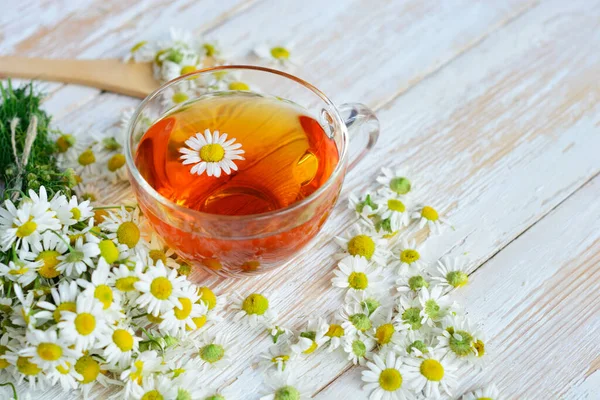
[2,0,599,398]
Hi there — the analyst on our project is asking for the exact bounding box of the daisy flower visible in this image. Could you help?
[57,291,111,352]
[120,350,166,391]
[411,204,450,235]
[33,230,69,279]
[36,280,80,324]
[0,195,60,252]
[267,323,293,344]
[56,237,100,277]
[338,301,376,337]
[331,255,384,294]
[418,286,451,327]
[323,319,346,352]
[404,349,458,398]
[334,222,389,265]
[431,256,470,289]
[400,329,432,357]
[260,369,310,400]
[52,194,94,226]
[159,286,208,336]
[393,295,424,332]
[291,317,329,356]
[12,284,37,328]
[389,239,426,275]
[229,292,277,328]
[104,153,129,183]
[98,325,140,368]
[254,41,296,68]
[361,351,414,400]
[45,359,83,391]
[73,182,104,204]
[100,207,147,257]
[345,290,395,319]
[19,328,80,370]
[436,316,481,362]
[396,269,431,294]
[135,260,188,316]
[131,374,178,400]
[74,354,116,399]
[259,339,295,371]
[146,233,179,269]
[0,258,43,286]
[376,168,412,195]
[194,331,235,371]
[342,332,375,365]
[375,188,411,233]
[348,191,379,220]
[160,84,193,108]
[66,146,100,177]
[77,259,124,322]
[179,129,245,178]
[112,260,145,301]
[6,353,47,392]
[462,383,504,400]
[371,312,403,351]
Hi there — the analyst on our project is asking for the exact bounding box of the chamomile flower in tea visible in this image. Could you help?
[179,129,245,178]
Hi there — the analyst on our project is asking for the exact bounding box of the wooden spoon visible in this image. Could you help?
[0,56,159,98]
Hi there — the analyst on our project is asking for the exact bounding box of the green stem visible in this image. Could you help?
[93,205,136,211]
[0,382,17,399]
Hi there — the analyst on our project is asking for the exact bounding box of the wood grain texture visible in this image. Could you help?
[2,0,600,398]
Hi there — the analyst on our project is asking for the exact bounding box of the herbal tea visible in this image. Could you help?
[135,93,339,216]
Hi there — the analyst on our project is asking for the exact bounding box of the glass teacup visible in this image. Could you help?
[125,66,379,277]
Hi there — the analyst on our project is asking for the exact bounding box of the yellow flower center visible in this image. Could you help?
[180,65,197,75]
[74,313,96,336]
[325,324,344,338]
[113,329,134,352]
[115,276,139,292]
[421,206,439,221]
[420,359,444,381]
[400,249,420,264]
[56,362,70,374]
[347,235,375,260]
[474,339,485,357]
[130,360,144,384]
[198,287,217,310]
[241,293,269,315]
[203,43,217,57]
[98,239,119,264]
[270,46,290,60]
[347,271,369,290]
[37,343,62,361]
[379,368,402,391]
[387,199,406,212]
[303,341,318,355]
[141,390,164,400]
[116,221,140,249]
[272,354,290,364]
[107,154,126,172]
[150,277,173,300]
[203,258,222,271]
[78,149,96,166]
[94,209,108,223]
[149,249,167,265]
[186,315,207,331]
[199,144,225,163]
[172,92,189,104]
[16,218,37,238]
[36,250,61,278]
[53,302,77,323]
[145,314,163,324]
[94,285,113,309]
[17,356,41,376]
[375,323,395,345]
[8,265,28,275]
[228,81,250,91]
[56,134,74,153]
[75,355,100,384]
[174,297,193,320]
[0,345,9,369]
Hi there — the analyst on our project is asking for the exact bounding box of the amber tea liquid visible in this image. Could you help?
[136,93,339,216]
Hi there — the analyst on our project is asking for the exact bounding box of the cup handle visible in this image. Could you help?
[338,103,380,171]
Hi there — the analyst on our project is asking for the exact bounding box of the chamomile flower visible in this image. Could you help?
[121,350,166,391]
[56,237,100,277]
[331,255,384,294]
[389,239,426,275]
[371,312,403,351]
[0,197,60,252]
[348,191,379,220]
[57,291,111,352]
[194,331,235,371]
[8,353,47,392]
[159,286,208,336]
[291,317,329,356]
[100,207,147,257]
[99,325,140,368]
[395,269,431,294]
[393,295,424,332]
[36,280,80,324]
[338,301,375,337]
[77,259,124,322]
[146,233,179,269]
[323,319,346,352]
[0,258,43,286]
[254,41,296,68]
[57,195,94,226]
[342,332,375,365]
[131,374,178,400]
[12,284,37,328]
[401,329,432,357]
[418,286,451,327]
[104,153,129,183]
[411,204,450,235]
[74,182,104,204]
[361,351,414,400]
[33,231,69,279]
[345,290,394,319]
[334,222,389,265]
[404,349,458,398]
[123,40,155,63]
[74,354,115,399]
[229,292,277,328]
[68,146,100,176]
[259,339,295,371]
[462,383,503,400]
[179,129,245,178]
[431,256,470,289]
[160,84,193,108]
[267,323,293,344]
[436,316,482,362]
[45,360,83,391]
[135,260,188,316]
[19,328,80,370]
[376,168,412,195]
[260,369,310,400]
[112,260,145,300]
[376,189,411,233]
